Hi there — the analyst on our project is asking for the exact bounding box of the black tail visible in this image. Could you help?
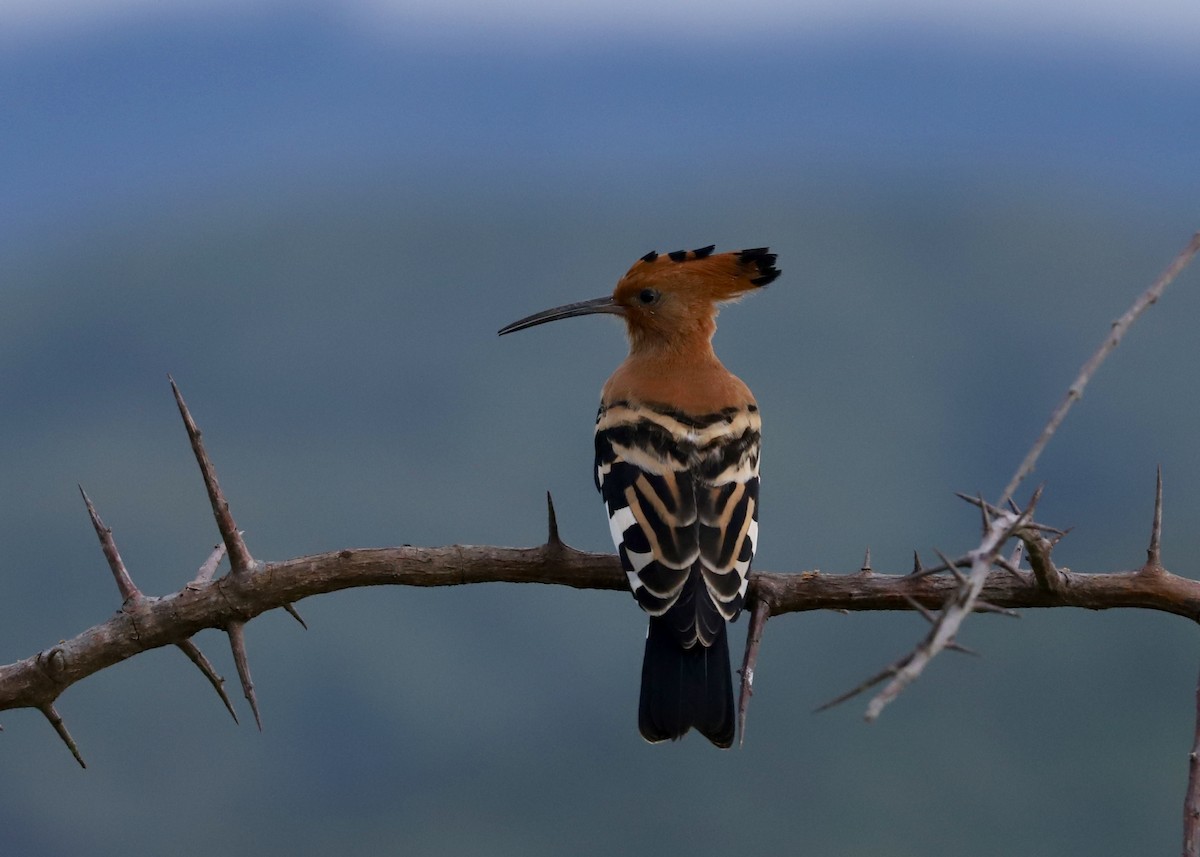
[638,616,735,748]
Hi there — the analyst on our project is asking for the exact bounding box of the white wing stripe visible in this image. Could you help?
[608,505,637,549]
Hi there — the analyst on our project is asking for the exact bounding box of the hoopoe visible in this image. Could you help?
[499,245,779,748]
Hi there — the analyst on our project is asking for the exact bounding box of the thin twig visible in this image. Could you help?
[737,600,771,747]
[999,232,1200,507]
[1184,659,1200,857]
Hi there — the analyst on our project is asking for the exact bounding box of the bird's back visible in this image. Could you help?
[595,388,760,746]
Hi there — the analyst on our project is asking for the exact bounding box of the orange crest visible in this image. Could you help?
[611,246,780,346]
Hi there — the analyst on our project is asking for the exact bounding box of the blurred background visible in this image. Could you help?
[2,1,1200,854]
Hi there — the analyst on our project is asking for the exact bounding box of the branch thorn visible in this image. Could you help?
[933,548,968,585]
[1147,465,1164,569]
[191,541,228,587]
[39,703,86,768]
[282,603,308,630]
[545,491,562,549]
[977,491,992,533]
[176,639,239,724]
[814,660,901,714]
[909,550,923,576]
[79,485,141,603]
[226,620,262,730]
[169,376,254,576]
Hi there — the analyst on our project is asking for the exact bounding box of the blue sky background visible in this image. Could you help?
[2,3,1200,855]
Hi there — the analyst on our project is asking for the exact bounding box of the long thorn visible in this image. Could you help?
[995,555,1027,582]
[934,548,967,585]
[814,660,903,714]
[176,639,239,724]
[946,640,981,657]
[975,600,1020,618]
[79,486,141,602]
[1027,484,1045,517]
[545,491,562,548]
[901,594,938,624]
[191,541,228,586]
[910,550,923,576]
[40,704,86,768]
[282,603,308,630]
[169,376,254,575]
[1149,466,1164,567]
[226,621,262,730]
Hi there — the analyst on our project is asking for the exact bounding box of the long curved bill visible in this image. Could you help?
[498,296,624,336]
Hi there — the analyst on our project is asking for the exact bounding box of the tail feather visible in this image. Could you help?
[638,616,735,748]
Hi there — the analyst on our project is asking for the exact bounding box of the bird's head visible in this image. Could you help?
[498,246,780,352]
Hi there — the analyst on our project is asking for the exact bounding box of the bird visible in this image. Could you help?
[498,245,779,747]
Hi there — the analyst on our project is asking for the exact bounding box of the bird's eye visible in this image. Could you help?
[637,288,660,306]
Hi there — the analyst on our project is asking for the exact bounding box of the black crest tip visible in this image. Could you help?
[692,244,716,259]
[640,251,660,263]
[739,247,781,287]
[667,249,689,262]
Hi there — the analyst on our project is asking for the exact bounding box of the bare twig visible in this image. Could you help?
[1185,659,1200,857]
[737,599,771,747]
[845,234,1200,726]
[999,232,1200,507]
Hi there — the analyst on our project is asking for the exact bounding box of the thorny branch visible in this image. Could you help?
[784,232,1200,724]
[3,473,1199,732]
[0,234,1197,849]
[806,230,1200,853]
